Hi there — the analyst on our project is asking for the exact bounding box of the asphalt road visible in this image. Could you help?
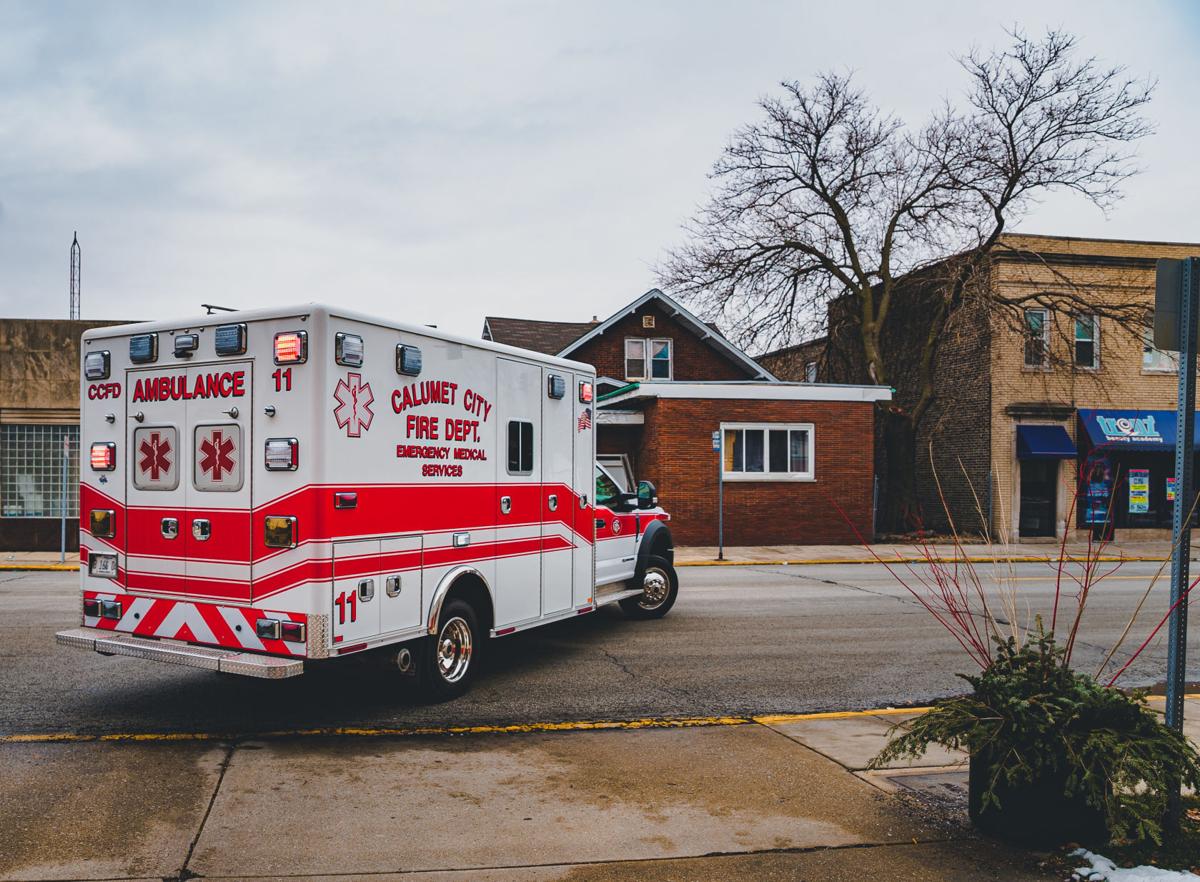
[2,561,1197,736]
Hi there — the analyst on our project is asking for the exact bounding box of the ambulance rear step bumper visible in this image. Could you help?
[55,628,304,679]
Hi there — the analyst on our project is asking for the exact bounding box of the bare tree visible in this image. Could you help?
[660,29,1154,530]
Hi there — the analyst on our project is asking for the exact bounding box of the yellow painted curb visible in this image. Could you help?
[0,564,79,571]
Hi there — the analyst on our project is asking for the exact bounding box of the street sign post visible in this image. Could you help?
[1155,257,1198,828]
[712,430,724,561]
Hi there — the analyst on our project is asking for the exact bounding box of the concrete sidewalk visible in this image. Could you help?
[0,710,1056,882]
[6,700,1196,880]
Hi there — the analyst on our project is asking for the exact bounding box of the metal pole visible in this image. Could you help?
[717,434,725,561]
[59,433,69,564]
[1166,257,1197,827]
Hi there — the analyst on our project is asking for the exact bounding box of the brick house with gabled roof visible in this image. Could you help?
[483,288,891,546]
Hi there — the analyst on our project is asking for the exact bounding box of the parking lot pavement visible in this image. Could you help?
[0,715,1053,882]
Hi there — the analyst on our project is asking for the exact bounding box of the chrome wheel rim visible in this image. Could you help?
[437,616,473,683]
[638,567,670,610]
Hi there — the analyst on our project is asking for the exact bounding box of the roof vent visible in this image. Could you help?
[642,315,655,328]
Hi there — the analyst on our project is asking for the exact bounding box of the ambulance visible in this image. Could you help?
[56,305,677,698]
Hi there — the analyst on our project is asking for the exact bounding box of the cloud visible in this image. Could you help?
[0,1,1197,335]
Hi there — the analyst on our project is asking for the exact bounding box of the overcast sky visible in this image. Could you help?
[1,1,1198,345]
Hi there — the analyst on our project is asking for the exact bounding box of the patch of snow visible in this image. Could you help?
[1071,849,1198,881]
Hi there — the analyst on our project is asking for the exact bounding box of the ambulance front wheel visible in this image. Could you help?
[620,555,678,620]
[418,598,480,701]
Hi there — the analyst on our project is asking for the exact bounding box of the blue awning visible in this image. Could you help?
[1078,409,1200,451]
[1016,425,1077,460]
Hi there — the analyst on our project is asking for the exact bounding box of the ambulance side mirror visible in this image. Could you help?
[636,480,658,510]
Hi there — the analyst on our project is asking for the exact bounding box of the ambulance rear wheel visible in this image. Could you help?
[620,555,678,619]
[418,598,479,700]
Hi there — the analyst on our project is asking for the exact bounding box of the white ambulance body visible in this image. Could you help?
[57,304,677,696]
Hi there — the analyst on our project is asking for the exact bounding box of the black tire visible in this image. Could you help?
[417,598,480,701]
[619,554,678,620]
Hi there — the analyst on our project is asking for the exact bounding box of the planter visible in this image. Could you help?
[968,747,1108,845]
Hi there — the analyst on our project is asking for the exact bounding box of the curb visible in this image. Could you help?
[0,564,80,572]
[675,556,1170,567]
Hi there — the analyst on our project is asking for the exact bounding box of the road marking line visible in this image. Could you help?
[5,696,1197,745]
[0,564,79,571]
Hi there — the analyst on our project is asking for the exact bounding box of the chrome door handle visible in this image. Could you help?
[548,494,558,512]
[192,519,211,541]
[500,495,512,515]
[385,575,401,597]
[358,578,375,602]
[161,517,179,540]
[223,407,239,419]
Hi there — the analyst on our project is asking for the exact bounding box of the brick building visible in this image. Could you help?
[485,289,891,545]
[762,233,1200,543]
[0,318,130,551]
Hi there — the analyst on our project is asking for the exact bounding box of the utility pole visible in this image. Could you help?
[69,232,81,320]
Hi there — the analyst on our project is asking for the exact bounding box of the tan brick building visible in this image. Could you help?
[0,318,129,550]
[763,233,1200,542]
[485,289,891,545]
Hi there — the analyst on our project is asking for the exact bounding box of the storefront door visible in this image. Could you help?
[1019,460,1057,538]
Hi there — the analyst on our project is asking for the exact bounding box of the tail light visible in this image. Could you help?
[274,331,308,364]
[98,598,122,619]
[89,509,115,538]
[264,438,299,471]
[82,597,100,617]
[84,350,110,380]
[264,515,297,548]
[280,621,306,643]
[90,442,116,471]
[255,618,281,640]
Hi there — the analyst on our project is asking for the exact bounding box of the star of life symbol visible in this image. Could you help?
[334,372,375,438]
[199,430,236,482]
[138,431,172,481]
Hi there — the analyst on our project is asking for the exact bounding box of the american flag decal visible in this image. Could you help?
[577,407,592,431]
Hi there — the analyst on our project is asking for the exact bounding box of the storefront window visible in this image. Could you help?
[0,424,80,518]
[722,423,813,480]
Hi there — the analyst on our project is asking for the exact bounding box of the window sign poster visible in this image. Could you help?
[1084,455,1113,525]
[1129,469,1150,515]
[1167,476,1177,502]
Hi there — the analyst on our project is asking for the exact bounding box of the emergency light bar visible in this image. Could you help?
[129,333,158,364]
[396,344,422,376]
[547,374,565,399]
[89,509,115,538]
[89,442,116,471]
[335,332,364,367]
[84,350,110,380]
[274,331,308,364]
[264,438,299,471]
[214,323,247,356]
[173,333,199,358]
[264,515,298,548]
[579,381,593,403]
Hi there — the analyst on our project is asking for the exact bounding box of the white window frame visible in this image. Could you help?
[1073,314,1099,370]
[720,422,815,482]
[625,337,672,380]
[1023,308,1050,370]
[804,361,818,383]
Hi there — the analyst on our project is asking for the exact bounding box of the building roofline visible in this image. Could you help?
[555,288,779,382]
[597,380,893,406]
[1001,231,1200,249]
